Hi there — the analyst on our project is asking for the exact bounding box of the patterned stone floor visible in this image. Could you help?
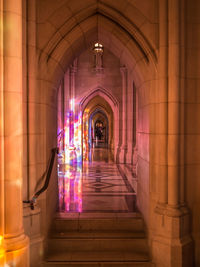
[58,148,136,213]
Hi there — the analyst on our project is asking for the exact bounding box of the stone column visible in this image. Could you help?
[118,66,128,163]
[57,80,65,152]
[26,0,37,199]
[22,1,44,266]
[0,2,4,263]
[126,77,134,164]
[3,0,29,265]
[61,79,65,151]
[69,61,77,102]
[155,0,168,211]
[69,60,77,147]
[167,0,181,215]
[132,82,138,167]
[152,1,193,266]
[57,84,62,150]
[64,71,69,127]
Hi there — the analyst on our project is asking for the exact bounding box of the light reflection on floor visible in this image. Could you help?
[58,147,136,213]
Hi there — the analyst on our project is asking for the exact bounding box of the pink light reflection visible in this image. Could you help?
[57,97,83,212]
[58,160,82,212]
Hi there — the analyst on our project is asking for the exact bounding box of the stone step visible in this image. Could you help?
[43,251,151,266]
[47,238,148,253]
[52,213,144,233]
[43,261,152,266]
[45,213,151,266]
[50,230,145,239]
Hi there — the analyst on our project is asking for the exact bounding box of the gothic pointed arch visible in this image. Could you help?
[80,86,118,114]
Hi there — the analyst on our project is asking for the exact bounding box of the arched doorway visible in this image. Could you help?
[91,110,108,147]
[82,94,115,160]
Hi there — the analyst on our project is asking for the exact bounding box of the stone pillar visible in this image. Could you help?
[26,0,37,199]
[166,0,187,215]
[2,0,29,265]
[69,60,77,102]
[61,79,65,151]
[126,77,133,164]
[118,66,128,163]
[57,84,62,150]
[64,69,69,139]
[167,0,181,214]
[69,60,77,147]
[132,82,138,167]
[152,0,193,266]
[0,1,5,263]
[155,0,168,211]
[57,80,65,152]
[22,1,44,266]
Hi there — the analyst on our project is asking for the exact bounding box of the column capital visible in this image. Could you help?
[70,66,77,75]
[120,66,127,75]
[70,58,78,75]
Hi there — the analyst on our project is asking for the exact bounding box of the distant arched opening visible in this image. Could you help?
[89,109,109,148]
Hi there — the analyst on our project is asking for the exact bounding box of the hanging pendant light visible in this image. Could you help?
[93,42,104,53]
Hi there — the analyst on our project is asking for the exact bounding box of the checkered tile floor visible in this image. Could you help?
[58,148,136,213]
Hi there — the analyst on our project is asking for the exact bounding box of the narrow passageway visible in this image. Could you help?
[44,147,147,266]
[1,1,197,265]
[52,37,149,266]
[45,147,148,266]
[58,147,137,214]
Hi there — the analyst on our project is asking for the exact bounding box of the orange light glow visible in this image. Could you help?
[0,236,3,246]
[0,236,5,264]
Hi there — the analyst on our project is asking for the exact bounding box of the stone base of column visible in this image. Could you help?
[109,141,114,151]
[5,233,29,267]
[30,235,44,267]
[132,146,138,166]
[126,147,132,164]
[23,204,44,266]
[152,207,194,267]
[117,146,127,163]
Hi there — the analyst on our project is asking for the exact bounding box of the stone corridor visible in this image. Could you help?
[0,0,199,266]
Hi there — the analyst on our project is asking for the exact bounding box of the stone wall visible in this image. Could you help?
[185,0,200,265]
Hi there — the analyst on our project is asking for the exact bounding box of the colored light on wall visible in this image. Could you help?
[83,109,89,160]
[61,106,82,164]
[58,159,82,212]
[70,98,75,111]
[57,98,83,212]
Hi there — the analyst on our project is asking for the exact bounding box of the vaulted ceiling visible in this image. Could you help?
[37,0,158,86]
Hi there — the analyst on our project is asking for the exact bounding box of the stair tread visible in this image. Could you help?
[47,214,150,265]
[43,263,151,267]
[53,217,144,232]
[55,212,142,220]
[49,230,146,239]
[45,250,149,262]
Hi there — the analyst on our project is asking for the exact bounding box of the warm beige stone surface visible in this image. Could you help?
[4,58,23,92]
[1,0,200,266]
[1,0,29,266]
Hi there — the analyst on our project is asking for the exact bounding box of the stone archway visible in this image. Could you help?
[28,1,193,266]
[90,109,109,146]
[80,89,118,157]
[35,6,157,265]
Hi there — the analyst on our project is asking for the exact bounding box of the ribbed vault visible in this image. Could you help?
[37,0,158,87]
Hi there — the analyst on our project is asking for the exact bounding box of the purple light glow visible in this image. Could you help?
[57,98,83,212]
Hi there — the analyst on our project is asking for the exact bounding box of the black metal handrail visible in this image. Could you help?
[23,147,58,210]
